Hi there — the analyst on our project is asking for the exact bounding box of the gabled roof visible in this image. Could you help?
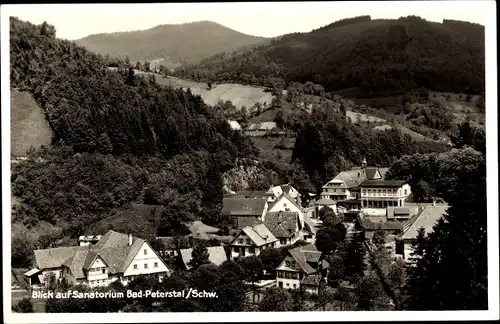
[264,211,300,236]
[227,120,241,130]
[358,216,403,231]
[91,230,146,273]
[365,167,381,180]
[234,224,278,247]
[359,180,407,188]
[401,205,448,240]
[34,246,89,271]
[269,224,293,238]
[237,216,262,229]
[268,193,303,212]
[180,246,228,270]
[288,246,316,274]
[222,198,267,216]
[315,198,336,205]
[301,274,322,286]
[188,221,220,237]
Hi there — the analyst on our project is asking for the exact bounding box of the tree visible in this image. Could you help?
[189,242,210,270]
[12,298,34,313]
[258,287,294,311]
[192,263,220,292]
[260,248,283,274]
[410,227,427,259]
[344,231,366,279]
[356,272,384,310]
[238,255,264,303]
[315,227,341,255]
[405,151,487,310]
[335,285,357,310]
[12,236,34,267]
[274,110,285,129]
[327,254,346,287]
[156,205,190,237]
[372,224,387,247]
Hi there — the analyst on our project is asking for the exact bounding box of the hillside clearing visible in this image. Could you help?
[154,76,274,109]
[10,90,53,157]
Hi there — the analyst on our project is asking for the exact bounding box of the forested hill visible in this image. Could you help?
[176,16,485,95]
[74,20,269,65]
[10,17,255,159]
[10,17,257,241]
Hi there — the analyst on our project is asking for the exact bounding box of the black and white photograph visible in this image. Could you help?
[1,1,498,322]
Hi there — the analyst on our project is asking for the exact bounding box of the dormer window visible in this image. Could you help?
[144,249,147,255]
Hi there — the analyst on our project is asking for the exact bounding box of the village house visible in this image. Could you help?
[356,214,403,240]
[314,197,336,211]
[359,179,412,214]
[155,220,222,257]
[222,197,268,229]
[229,224,278,259]
[25,230,170,288]
[265,184,301,204]
[275,244,329,294]
[395,203,449,262]
[263,211,303,247]
[320,158,389,212]
[267,193,305,228]
[227,120,242,131]
[179,246,228,270]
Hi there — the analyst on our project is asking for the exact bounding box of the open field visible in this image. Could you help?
[251,136,295,165]
[10,90,53,157]
[154,76,274,109]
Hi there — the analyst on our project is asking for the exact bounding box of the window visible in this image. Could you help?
[133,264,137,270]
[404,189,408,195]
[286,283,290,287]
[144,249,148,255]
[144,263,148,269]
[238,239,244,244]
[154,262,158,268]
[102,268,105,274]
[293,284,297,288]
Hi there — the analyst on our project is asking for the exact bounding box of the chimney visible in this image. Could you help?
[128,234,133,246]
[361,157,367,169]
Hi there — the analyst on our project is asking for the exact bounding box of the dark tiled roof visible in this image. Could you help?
[222,198,267,216]
[359,180,406,188]
[269,224,292,238]
[301,274,322,286]
[359,216,403,231]
[264,211,300,237]
[365,167,381,180]
[236,216,262,229]
[35,246,89,271]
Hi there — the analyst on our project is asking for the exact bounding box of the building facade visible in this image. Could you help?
[360,180,411,209]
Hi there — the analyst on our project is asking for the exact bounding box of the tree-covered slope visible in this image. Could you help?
[74,20,268,65]
[10,17,256,159]
[176,16,484,95]
[9,17,257,250]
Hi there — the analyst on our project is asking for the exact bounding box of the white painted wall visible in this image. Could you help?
[123,242,170,279]
[268,196,304,227]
